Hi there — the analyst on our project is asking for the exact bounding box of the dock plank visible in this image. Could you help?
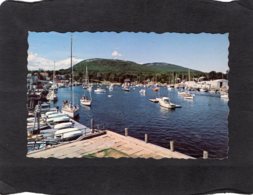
[28,130,195,159]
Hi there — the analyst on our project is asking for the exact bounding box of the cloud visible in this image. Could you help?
[27,52,83,70]
[111,50,122,59]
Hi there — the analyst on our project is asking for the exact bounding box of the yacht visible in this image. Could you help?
[158,97,176,109]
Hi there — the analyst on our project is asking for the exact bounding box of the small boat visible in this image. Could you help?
[109,84,114,91]
[46,90,57,101]
[94,87,106,93]
[62,102,79,118]
[122,86,130,92]
[108,95,112,98]
[45,111,58,117]
[158,97,176,109]
[80,96,92,106]
[27,141,47,152]
[149,98,159,103]
[37,102,51,113]
[220,93,229,99]
[56,130,83,140]
[167,86,172,91]
[178,91,194,99]
[139,89,146,95]
[46,114,68,123]
[152,87,159,92]
[47,113,67,119]
[54,127,81,140]
[48,116,70,124]
[54,122,73,130]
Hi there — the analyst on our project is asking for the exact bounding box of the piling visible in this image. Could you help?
[170,141,174,152]
[144,134,148,143]
[125,128,128,136]
[90,119,94,133]
[203,150,208,159]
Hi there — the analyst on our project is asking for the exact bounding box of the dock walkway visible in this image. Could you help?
[28,130,194,159]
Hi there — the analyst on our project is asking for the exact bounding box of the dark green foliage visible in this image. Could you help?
[32,58,228,83]
[70,58,203,82]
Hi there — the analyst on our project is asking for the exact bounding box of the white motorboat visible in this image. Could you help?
[178,91,194,99]
[220,93,229,99]
[54,122,73,130]
[94,87,106,93]
[54,127,81,140]
[46,114,68,123]
[47,113,67,119]
[49,116,70,124]
[158,97,176,109]
[80,96,92,106]
[61,130,83,140]
[149,98,159,103]
[45,111,58,117]
[109,84,114,91]
[139,89,146,95]
[167,86,172,91]
[55,130,83,140]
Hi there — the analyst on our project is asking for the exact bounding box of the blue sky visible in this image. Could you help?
[28,32,229,72]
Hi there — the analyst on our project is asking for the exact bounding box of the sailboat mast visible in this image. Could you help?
[53,61,55,83]
[85,66,89,85]
[188,68,190,81]
[70,34,73,104]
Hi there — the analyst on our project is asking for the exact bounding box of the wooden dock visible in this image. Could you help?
[27,130,195,159]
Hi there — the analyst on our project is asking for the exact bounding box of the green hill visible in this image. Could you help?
[60,58,203,83]
[73,58,201,74]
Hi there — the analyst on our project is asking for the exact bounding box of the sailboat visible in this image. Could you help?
[47,61,58,101]
[82,66,90,89]
[61,34,80,118]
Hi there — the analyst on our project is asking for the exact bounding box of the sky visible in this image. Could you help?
[28,32,229,73]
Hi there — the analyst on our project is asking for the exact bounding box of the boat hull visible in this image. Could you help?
[80,99,92,106]
[62,109,79,118]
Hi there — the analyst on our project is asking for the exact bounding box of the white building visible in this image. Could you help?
[184,79,228,90]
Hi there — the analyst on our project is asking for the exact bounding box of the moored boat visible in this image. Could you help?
[61,35,79,118]
[158,97,176,109]
[80,96,92,106]
[54,122,73,130]
[139,89,146,95]
[94,87,106,93]
[149,98,159,103]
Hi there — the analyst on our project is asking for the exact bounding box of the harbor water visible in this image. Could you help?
[53,85,228,158]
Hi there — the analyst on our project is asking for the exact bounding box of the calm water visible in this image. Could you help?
[53,85,229,158]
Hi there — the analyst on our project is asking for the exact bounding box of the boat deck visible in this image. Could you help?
[27,130,194,159]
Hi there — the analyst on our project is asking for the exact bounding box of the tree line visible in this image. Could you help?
[29,69,228,83]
